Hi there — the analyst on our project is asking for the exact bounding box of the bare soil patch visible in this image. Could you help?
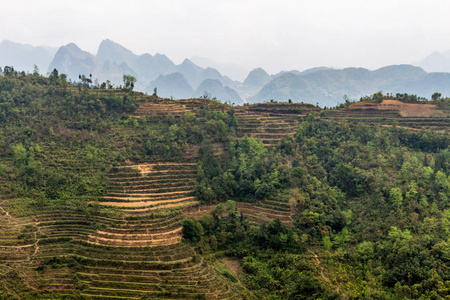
[218,257,243,279]
[349,100,446,117]
[98,196,196,207]
[183,205,217,218]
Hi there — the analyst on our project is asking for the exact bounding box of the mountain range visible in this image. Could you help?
[2,39,450,107]
[0,40,57,73]
[248,65,450,107]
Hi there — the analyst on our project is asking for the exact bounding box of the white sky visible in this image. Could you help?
[2,0,450,74]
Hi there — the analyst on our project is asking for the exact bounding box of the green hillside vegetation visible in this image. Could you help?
[1,68,450,299]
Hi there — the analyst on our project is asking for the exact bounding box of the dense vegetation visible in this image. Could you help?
[1,69,450,299]
[0,68,236,214]
[188,116,450,298]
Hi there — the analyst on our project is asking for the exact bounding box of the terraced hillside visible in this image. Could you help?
[0,172,239,299]
[237,199,293,224]
[234,103,319,146]
[134,98,227,119]
[82,163,237,299]
[99,163,199,213]
[324,100,450,131]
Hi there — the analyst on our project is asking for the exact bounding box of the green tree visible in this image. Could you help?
[122,74,136,91]
[432,92,442,101]
[390,187,403,207]
[182,218,204,243]
[11,143,27,165]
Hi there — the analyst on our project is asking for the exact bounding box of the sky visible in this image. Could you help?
[2,0,450,74]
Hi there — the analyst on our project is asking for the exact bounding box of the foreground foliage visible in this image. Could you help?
[190,115,450,299]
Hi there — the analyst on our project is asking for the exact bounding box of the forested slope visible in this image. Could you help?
[1,69,450,299]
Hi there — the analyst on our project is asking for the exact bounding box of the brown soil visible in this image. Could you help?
[98,196,196,207]
[218,257,242,278]
[94,227,182,239]
[114,163,196,176]
[102,190,193,199]
[183,205,217,218]
[0,199,11,219]
[86,235,182,247]
[119,201,199,212]
[348,100,446,117]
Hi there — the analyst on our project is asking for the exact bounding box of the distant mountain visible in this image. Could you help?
[48,43,132,85]
[248,73,313,104]
[96,39,176,81]
[96,40,234,90]
[191,56,249,81]
[414,50,450,73]
[300,67,334,76]
[249,65,448,107]
[39,39,450,107]
[397,72,450,97]
[47,40,236,93]
[243,68,271,87]
[146,73,193,99]
[96,39,136,66]
[177,58,206,88]
[0,40,57,73]
[193,79,242,104]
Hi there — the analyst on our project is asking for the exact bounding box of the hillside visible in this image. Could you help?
[1,71,450,299]
[0,71,244,299]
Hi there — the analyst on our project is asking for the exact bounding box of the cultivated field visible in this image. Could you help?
[324,100,450,131]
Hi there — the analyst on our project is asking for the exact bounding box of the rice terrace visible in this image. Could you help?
[1,65,450,299]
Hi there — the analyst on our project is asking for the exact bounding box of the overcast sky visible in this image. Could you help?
[2,0,450,74]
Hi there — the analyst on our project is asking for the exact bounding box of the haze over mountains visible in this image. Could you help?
[2,39,450,107]
[0,40,57,73]
[413,50,450,73]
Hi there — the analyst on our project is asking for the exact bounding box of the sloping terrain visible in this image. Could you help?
[234,103,319,146]
[237,199,292,224]
[0,178,238,299]
[3,70,450,299]
[324,99,450,131]
[100,163,199,213]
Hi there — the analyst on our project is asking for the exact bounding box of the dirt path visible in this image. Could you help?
[32,231,40,257]
[0,200,11,219]
[307,248,339,293]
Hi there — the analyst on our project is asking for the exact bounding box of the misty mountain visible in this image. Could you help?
[0,40,57,73]
[146,73,193,99]
[13,38,450,107]
[176,58,207,88]
[96,39,234,90]
[414,50,450,73]
[193,79,242,104]
[136,53,177,80]
[172,58,234,90]
[243,68,271,87]
[249,65,448,107]
[48,43,134,85]
[191,55,249,81]
[97,39,176,80]
[96,39,136,66]
[397,72,450,97]
[48,40,237,94]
